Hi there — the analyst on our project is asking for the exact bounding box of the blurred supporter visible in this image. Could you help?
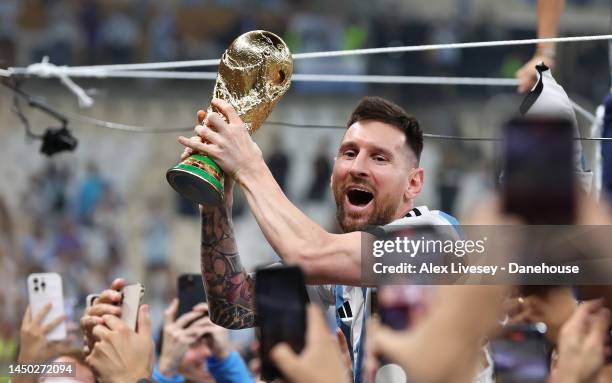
[41,163,72,221]
[0,195,19,338]
[0,0,17,67]
[92,185,122,230]
[304,137,332,203]
[430,22,462,74]
[12,304,72,383]
[20,219,53,270]
[265,133,290,193]
[15,0,48,64]
[99,9,139,64]
[78,0,102,64]
[551,300,610,383]
[77,162,107,227]
[148,4,178,62]
[143,198,170,270]
[21,173,47,222]
[44,0,80,66]
[154,299,253,383]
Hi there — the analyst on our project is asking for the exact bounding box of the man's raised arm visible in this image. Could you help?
[200,203,256,329]
[178,100,363,286]
[179,122,256,329]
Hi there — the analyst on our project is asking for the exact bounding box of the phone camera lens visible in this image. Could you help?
[33,278,39,284]
[41,282,46,290]
[34,286,39,292]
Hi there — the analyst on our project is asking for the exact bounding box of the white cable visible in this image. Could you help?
[46,69,520,86]
[7,63,601,122]
[8,34,612,74]
[294,74,521,86]
[37,69,596,121]
[23,57,93,108]
[62,70,219,80]
[56,74,93,108]
[56,58,221,73]
[292,34,612,60]
[0,68,10,77]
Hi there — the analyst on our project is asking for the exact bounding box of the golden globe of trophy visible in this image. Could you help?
[166,30,293,205]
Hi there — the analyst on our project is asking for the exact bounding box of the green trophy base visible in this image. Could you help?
[166,154,224,205]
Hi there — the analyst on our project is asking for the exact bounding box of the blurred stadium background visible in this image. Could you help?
[0,0,610,354]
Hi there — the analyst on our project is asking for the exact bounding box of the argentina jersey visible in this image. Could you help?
[333,206,461,383]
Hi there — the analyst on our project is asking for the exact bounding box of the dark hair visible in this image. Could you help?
[347,96,423,162]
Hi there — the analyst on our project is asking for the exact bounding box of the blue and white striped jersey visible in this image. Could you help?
[307,206,468,383]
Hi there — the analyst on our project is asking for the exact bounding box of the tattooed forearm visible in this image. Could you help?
[200,204,256,329]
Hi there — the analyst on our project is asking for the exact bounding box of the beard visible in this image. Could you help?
[333,181,400,233]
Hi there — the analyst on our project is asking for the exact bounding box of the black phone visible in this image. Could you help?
[256,266,308,381]
[177,273,207,319]
[502,117,575,224]
[607,326,612,363]
[490,323,550,383]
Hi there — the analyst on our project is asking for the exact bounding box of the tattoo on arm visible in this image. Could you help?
[200,204,256,329]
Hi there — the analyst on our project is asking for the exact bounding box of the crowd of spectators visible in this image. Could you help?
[0,159,134,362]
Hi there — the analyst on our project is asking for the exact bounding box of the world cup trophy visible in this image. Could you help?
[166,30,293,204]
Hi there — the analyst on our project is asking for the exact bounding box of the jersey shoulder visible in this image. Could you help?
[390,205,460,227]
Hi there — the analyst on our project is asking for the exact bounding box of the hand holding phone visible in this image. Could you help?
[80,278,125,353]
[158,298,210,376]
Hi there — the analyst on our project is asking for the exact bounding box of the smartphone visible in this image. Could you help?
[27,273,66,341]
[256,266,308,381]
[490,323,550,383]
[177,274,207,319]
[85,293,100,310]
[502,117,574,224]
[120,283,145,331]
[607,326,612,363]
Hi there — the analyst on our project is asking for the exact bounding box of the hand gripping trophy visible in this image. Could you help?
[166,30,293,204]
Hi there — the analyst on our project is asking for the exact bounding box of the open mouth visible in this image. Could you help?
[347,188,374,207]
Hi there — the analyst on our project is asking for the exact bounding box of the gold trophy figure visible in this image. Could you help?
[166,30,293,204]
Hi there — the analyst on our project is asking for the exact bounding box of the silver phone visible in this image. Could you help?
[120,283,145,331]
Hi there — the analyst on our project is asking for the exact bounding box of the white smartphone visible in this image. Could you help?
[120,283,145,331]
[27,273,66,341]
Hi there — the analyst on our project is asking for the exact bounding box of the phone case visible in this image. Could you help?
[177,273,206,319]
[120,283,145,331]
[255,266,307,381]
[27,273,66,341]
